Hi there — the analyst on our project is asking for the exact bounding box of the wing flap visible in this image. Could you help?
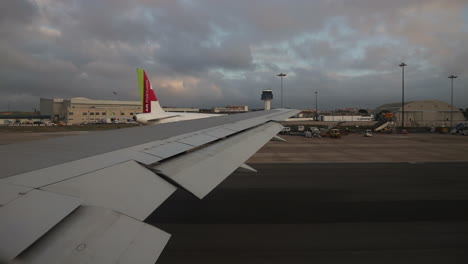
[13,206,171,264]
[153,122,284,199]
[0,190,81,262]
[41,160,177,221]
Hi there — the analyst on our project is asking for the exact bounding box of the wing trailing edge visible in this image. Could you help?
[153,122,283,199]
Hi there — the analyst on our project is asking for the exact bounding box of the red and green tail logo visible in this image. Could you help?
[137,68,158,113]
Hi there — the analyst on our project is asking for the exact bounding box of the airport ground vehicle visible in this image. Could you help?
[304,127,321,138]
[381,127,393,133]
[364,129,373,137]
[451,122,468,135]
[280,127,291,134]
[304,130,321,138]
[461,127,468,136]
[319,128,341,138]
[309,127,320,134]
[330,129,341,138]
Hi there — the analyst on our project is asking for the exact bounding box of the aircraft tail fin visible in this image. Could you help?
[137,68,164,114]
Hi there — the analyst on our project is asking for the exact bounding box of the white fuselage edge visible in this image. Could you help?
[134,112,222,125]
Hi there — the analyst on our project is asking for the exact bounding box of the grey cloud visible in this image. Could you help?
[157,36,253,74]
[0,0,467,111]
[0,0,37,25]
[350,44,400,71]
[292,40,346,69]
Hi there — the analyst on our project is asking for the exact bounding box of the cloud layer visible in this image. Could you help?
[1,0,467,111]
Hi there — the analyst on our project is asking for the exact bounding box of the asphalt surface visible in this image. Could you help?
[248,134,468,163]
[147,162,468,264]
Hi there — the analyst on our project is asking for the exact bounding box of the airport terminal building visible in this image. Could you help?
[375,100,466,127]
[40,97,142,124]
[40,97,202,125]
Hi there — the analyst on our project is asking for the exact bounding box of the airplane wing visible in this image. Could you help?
[0,109,298,264]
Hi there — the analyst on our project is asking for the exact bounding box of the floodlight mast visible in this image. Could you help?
[448,75,458,129]
[277,73,287,108]
[315,91,318,121]
[399,63,407,130]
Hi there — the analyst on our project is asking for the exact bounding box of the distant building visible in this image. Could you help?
[0,112,51,125]
[374,100,465,127]
[40,97,141,125]
[297,110,319,118]
[319,115,374,122]
[212,105,249,113]
[334,107,360,113]
[40,97,201,125]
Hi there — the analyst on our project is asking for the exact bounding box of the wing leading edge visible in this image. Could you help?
[0,109,299,263]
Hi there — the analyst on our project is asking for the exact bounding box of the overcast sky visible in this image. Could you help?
[1,0,467,111]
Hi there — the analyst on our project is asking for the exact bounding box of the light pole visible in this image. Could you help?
[277,73,287,108]
[399,63,407,130]
[448,75,458,129]
[315,91,318,121]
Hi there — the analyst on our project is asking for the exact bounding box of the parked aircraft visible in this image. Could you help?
[133,68,221,125]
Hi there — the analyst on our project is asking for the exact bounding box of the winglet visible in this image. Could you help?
[271,135,287,142]
[235,163,258,173]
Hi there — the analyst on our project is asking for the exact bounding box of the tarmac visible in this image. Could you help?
[2,129,468,263]
[148,133,468,264]
[148,162,468,264]
[0,131,89,145]
[249,134,468,163]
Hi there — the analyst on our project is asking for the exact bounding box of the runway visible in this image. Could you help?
[147,162,468,264]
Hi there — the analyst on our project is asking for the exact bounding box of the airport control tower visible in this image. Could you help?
[261,89,273,110]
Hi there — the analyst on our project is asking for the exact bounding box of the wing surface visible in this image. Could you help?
[0,109,298,263]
